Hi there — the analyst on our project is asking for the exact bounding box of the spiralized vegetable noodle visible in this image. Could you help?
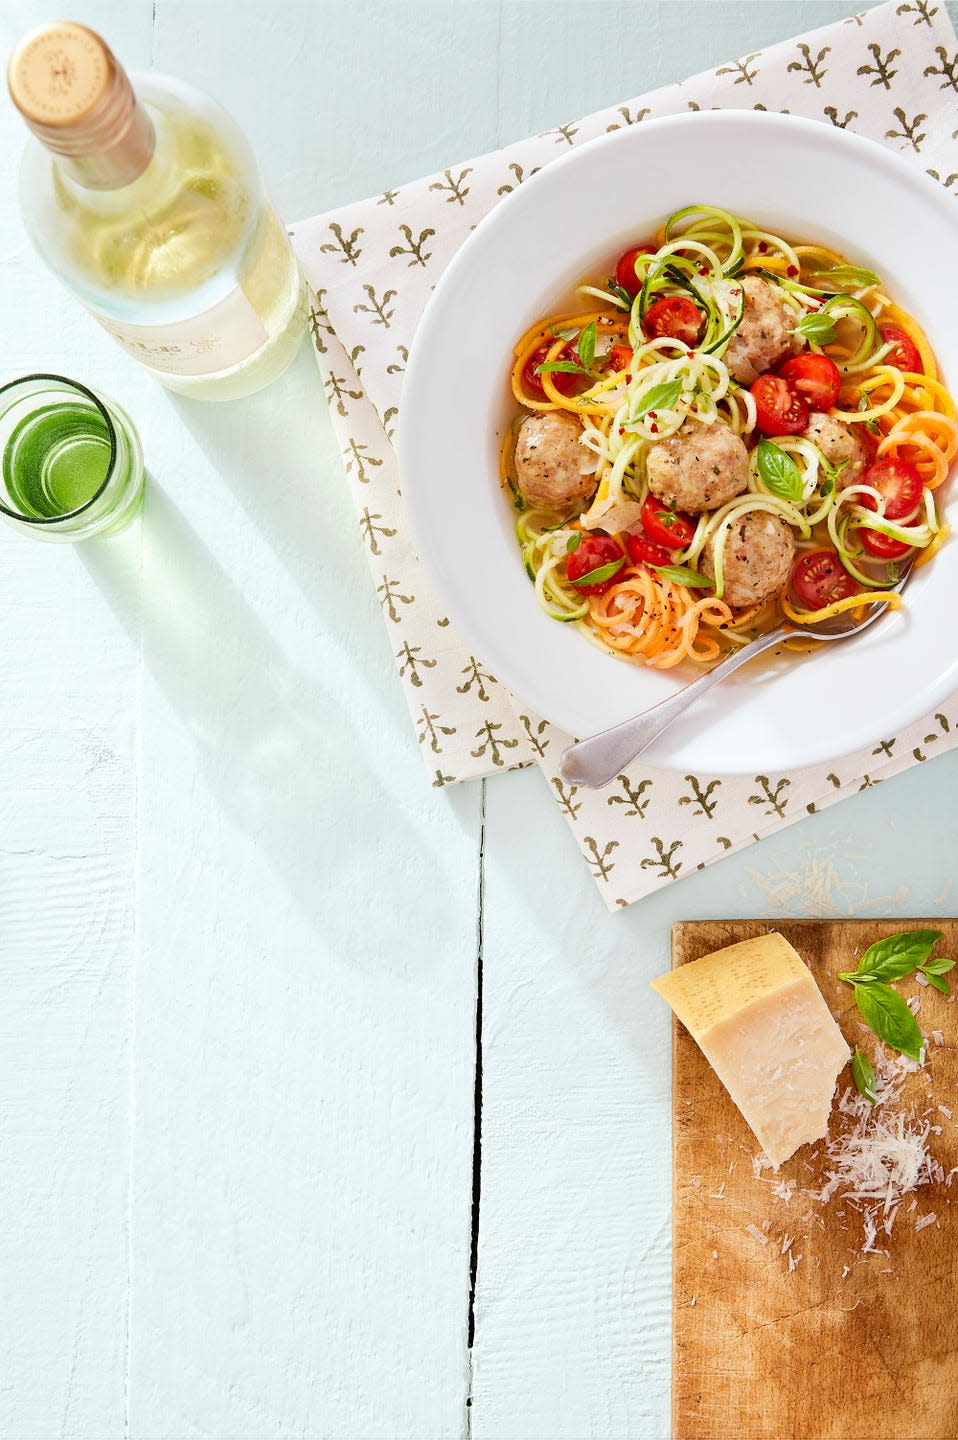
[503,205,957,670]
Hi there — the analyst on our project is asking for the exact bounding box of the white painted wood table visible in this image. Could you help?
[2,2,958,1436]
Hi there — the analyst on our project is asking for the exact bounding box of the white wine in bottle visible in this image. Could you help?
[8,22,308,401]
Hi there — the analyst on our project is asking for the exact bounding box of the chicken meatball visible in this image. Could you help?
[646,421,749,513]
[724,276,802,385]
[803,411,869,487]
[514,411,597,510]
[702,511,795,608]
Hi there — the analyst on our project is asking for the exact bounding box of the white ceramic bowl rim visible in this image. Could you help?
[401,111,958,773]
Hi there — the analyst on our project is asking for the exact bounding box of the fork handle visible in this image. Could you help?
[558,624,790,789]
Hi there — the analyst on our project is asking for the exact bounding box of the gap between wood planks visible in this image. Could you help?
[466,779,485,1431]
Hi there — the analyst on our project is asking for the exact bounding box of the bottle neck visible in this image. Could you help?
[58,98,156,190]
[9,22,157,190]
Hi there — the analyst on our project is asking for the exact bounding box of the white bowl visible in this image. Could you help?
[401,112,958,773]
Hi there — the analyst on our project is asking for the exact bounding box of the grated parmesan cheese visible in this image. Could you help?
[746,839,908,917]
[748,1045,947,1269]
[815,1049,944,1251]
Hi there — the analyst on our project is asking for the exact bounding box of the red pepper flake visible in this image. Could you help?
[648,411,657,420]
[618,425,625,434]
[625,373,632,383]
[699,265,709,275]
[787,265,799,278]
[757,241,768,254]
[650,422,659,433]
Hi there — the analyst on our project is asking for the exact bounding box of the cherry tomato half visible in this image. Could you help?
[792,550,858,609]
[860,527,914,560]
[626,531,675,568]
[880,324,923,376]
[777,353,842,411]
[751,374,810,436]
[521,341,579,399]
[566,534,625,593]
[859,457,923,522]
[614,244,656,297]
[609,344,634,372]
[640,494,696,549]
[643,295,705,347]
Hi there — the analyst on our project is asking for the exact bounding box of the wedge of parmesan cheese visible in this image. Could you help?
[652,932,851,1169]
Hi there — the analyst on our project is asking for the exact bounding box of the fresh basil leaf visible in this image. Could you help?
[886,561,901,584]
[795,312,839,344]
[856,928,942,981]
[651,564,714,589]
[851,1048,878,1105]
[814,263,882,289]
[756,440,805,502]
[854,982,925,1062]
[837,970,880,984]
[553,326,580,341]
[569,557,625,588]
[566,532,582,554]
[577,320,597,372]
[632,378,683,421]
[924,973,951,995]
[535,360,591,376]
[920,957,955,975]
[820,478,835,498]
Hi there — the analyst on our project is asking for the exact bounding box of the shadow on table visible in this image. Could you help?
[80,479,455,965]
[165,347,350,629]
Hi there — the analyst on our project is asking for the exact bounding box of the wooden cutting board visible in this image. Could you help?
[670,920,958,1440]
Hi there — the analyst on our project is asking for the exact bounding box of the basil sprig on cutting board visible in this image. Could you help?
[838,929,953,1075]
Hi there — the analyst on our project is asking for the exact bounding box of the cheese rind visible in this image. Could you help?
[653,933,851,1168]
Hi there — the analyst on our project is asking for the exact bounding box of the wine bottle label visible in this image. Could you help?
[93,287,269,377]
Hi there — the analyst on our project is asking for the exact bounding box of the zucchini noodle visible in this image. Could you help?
[503,204,956,669]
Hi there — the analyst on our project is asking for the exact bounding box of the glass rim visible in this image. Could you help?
[0,372,119,524]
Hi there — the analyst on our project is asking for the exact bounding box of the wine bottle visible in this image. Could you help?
[8,22,308,401]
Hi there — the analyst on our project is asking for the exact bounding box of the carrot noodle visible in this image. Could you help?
[878,302,939,381]
[586,566,735,668]
[915,523,951,569]
[877,412,958,489]
[511,315,628,412]
[505,205,956,672]
[781,591,903,626]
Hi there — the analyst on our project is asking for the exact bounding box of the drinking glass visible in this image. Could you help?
[0,373,145,541]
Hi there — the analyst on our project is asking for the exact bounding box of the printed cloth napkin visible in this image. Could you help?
[290,0,958,909]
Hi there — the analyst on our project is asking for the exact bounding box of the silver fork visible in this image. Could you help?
[558,570,911,790]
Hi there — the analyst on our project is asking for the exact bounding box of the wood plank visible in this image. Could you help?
[671,920,958,1440]
[0,5,154,1434]
[113,5,496,1432]
[475,767,674,1439]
